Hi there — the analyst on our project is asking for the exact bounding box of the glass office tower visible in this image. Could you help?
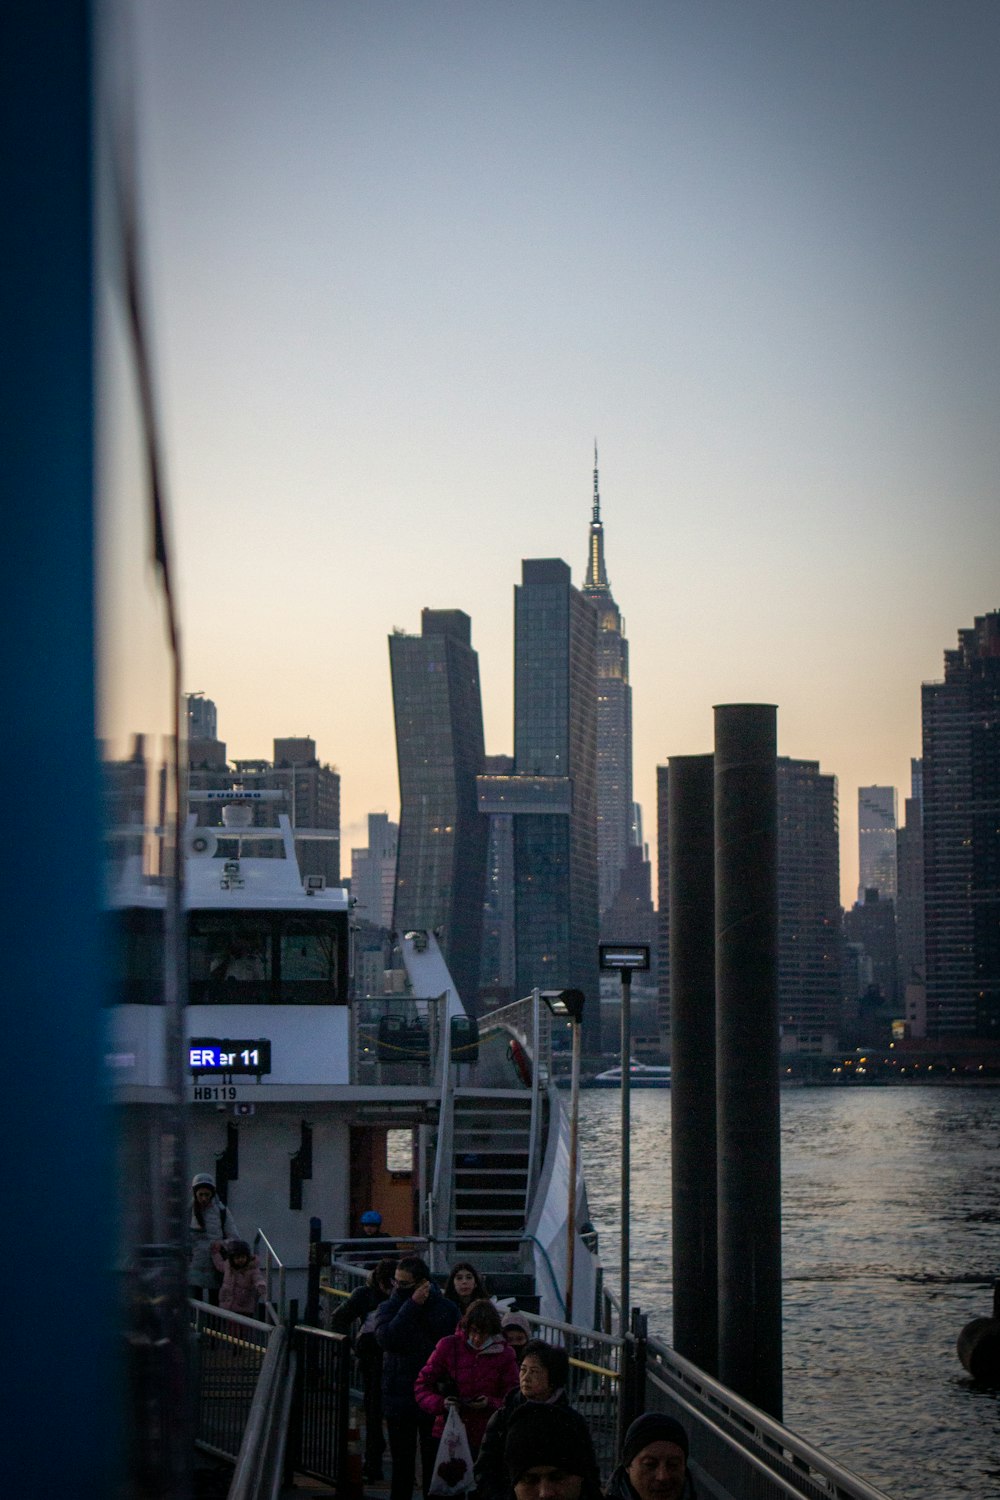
[390,609,488,1011]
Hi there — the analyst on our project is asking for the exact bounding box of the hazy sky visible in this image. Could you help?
[132,1,1000,906]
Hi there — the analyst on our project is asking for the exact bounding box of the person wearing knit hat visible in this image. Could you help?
[605,1413,694,1500]
[503,1402,602,1500]
[501,1311,533,1363]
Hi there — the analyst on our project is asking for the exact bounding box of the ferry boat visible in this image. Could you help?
[584,1058,672,1088]
[111,784,600,1324]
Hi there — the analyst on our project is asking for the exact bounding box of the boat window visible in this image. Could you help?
[278,917,339,1003]
[188,912,345,1004]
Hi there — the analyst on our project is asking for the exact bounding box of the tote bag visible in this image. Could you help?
[429,1404,475,1496]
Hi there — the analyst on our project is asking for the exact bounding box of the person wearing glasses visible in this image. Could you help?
[374,1256,459,1500]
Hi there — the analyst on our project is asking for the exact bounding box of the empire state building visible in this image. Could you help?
[581,446,634,916]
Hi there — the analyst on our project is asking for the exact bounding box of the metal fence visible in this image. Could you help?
[190,1299,276,1463]
[288,1322,352,1489]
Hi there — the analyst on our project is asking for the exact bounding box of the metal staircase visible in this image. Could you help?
[442,1088,544,1299]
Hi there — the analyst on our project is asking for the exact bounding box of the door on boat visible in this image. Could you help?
[349,1126,418,1238]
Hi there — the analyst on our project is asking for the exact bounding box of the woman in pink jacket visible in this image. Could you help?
[414,1299,519,1457]
[210,1238,267,1318]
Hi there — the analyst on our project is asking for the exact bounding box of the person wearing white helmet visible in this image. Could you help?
[188,1173,238,1303]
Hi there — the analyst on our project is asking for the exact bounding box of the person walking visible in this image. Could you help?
[443,1261,489,1316]
[474,1340,574,1500]
[605,1414,695,1500]
[330,1257,396,1480]
[374,1256,459,1500]
[500,1312,532,1364]
[414,1299,519,1459]
[210,1238,266,1317]
[503,1402,602,1500]
[188,1173,237,1303]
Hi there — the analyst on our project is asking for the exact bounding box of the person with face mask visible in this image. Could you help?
[414,1299,519,1456]
[373,1256,459,1500]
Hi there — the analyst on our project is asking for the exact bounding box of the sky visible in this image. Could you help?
[130,0,1000,907]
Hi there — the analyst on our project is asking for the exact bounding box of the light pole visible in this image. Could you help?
[599,944,651,1336]
[541,988,585,1324]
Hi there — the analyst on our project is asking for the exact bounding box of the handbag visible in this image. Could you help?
[429,1403,475,1496]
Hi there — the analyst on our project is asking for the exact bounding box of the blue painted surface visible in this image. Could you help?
[1,5,118,1494]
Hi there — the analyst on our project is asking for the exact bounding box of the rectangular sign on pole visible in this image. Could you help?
[599,943,651,972]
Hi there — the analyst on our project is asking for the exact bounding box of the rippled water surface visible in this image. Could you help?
[577,1086,1000,1500]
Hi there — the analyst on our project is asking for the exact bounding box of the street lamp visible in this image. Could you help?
[599,943,651,1336]
[540,988,585,1323]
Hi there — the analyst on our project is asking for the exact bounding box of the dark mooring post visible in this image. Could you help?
[668,754,718,1375]
[714,704,782,1419]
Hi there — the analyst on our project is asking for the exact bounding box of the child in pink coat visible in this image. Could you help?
[414,1299,519,1457]
[210,1238,266,1317]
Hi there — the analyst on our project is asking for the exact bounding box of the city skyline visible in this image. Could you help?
[130,2,1000,909]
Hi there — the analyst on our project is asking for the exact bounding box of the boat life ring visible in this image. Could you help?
[508,1038,532,1088]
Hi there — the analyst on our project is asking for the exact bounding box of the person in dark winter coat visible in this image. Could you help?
[210,1238,266,1317]
[604,1414,695,1500]
[414,1300,519,1457]
[503,1401,602,1500]
[373,1255,459,1500]
[330,1258,396,1480]
[474,1340,574,1500]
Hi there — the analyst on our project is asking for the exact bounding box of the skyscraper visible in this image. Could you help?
[580,445,633,919]
[515,560,599,1048]
[351,812,398,929]
[390,609,488,1010]
[777,758,843,1056]
[478,559,600,1050]
[655,754,842,1058]
[895,760,925,991]
[858,785,898,901]
[921,611,1000,1040]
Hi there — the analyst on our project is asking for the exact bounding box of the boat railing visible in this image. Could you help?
[350,995,447,1085]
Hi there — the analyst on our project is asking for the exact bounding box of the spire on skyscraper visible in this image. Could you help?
[585,440,608,592]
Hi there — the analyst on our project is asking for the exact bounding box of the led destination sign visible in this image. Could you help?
[189,1038,272,1075]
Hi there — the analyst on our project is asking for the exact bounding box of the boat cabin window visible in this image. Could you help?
[188,912,346,1004]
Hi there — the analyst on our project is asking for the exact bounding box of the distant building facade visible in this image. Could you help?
[478,559,600,1051]
[895,759,925,992]
[580,447,633,920]
[655,754,842,1058]
[844,887,898,1013]
[777,758,843,1056]
[351,812,398,929]
[858,785,898,901]
[186,725,341,886]
[390,609,488,1011]
[479,754,516,1007]
[921,611,1000,1040]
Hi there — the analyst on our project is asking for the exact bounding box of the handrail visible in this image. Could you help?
[428,991,455,1273]
[228,1322,291,1500]
[645,1333,894,1500]
[253,1226,286,1321]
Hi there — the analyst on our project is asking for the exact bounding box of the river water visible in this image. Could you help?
[577,1086,1000,1500]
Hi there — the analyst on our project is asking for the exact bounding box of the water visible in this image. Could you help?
[578,1086,1000,1500]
